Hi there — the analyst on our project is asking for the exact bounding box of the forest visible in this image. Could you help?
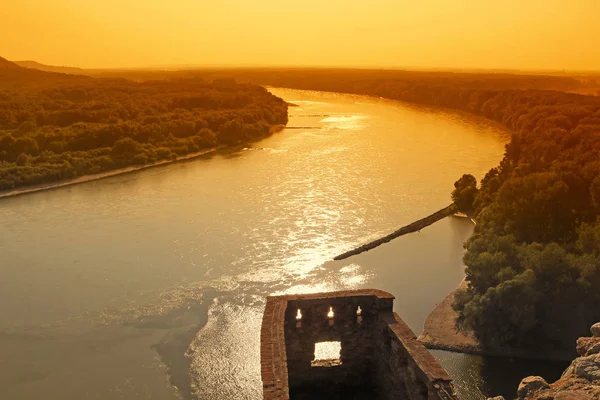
[177,67,600,352]
[0,59,288,191]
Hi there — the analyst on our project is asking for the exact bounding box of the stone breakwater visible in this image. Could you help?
[490,323,600,400]
[333,204,456,261]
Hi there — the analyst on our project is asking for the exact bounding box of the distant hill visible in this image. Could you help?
[14,60,88,75]
[0,56,89,87]
[0,56,22,70]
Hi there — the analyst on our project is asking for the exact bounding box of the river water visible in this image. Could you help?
[0,88,567,399]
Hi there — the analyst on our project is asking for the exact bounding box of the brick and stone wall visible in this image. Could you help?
[374,312,456,399]
[260,289,457,400]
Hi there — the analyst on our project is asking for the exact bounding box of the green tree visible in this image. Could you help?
[451,174,478,213]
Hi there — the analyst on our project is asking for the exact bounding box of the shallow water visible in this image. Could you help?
[0,88,567,399]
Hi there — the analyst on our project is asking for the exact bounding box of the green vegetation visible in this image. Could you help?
[0,59,288,191]
[452,174,478,214]
[449,88,600,350]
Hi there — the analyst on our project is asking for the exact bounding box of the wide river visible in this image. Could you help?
[0,88,567,399]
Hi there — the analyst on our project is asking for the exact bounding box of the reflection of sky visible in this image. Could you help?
[183,89,510,400]
[189,301,263,399]
[0,88,511,400]
[190,259,373,399]
[320,115,367,130]
[183,88,507,399]
[185,97,376,397]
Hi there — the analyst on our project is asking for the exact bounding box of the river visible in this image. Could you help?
[0,88,568,399]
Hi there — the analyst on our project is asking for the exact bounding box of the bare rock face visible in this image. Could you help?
[577,337,600,357]
[517,376,550,399]
[565,354,600,382]
[490,325,600,400]
[554,390,595,400]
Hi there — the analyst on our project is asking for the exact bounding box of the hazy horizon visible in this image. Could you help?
[12,60,600,75]
[2,1,599,71]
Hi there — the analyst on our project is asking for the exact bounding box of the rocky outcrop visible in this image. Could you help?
[591,323,600,338]
[555,391,597,400]
[517,376,550,399]
[510,323,600,399]
[577,337,600,357]
[562,354,600,382]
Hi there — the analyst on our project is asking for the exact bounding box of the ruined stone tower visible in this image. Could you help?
[261,289,457,399]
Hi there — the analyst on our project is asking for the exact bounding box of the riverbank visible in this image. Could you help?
[0,124,287,200]
[418,279,575,362]
[0,147,219,200]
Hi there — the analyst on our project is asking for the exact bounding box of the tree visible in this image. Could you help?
[15,153,30,166]
[451,174,478,213]
[18,120,36,134]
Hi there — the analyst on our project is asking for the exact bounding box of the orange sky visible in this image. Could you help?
[1,0,599,70]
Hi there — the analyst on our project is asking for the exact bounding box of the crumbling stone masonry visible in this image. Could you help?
[260,289,457,399]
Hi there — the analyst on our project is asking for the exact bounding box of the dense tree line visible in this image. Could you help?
[90,67,596,93]
[186,68,600,352]
[447,90,600,351]
[0,61,287,191]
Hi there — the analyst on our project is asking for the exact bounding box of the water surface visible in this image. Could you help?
[0,88,566,399]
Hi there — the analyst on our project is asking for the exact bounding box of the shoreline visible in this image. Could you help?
[0,124,287,200]
[0,147,220,200]
[418,279,575,362]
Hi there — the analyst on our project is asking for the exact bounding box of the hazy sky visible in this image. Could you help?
[1,0,599,70]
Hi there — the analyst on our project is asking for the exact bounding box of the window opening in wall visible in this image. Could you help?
[311,341,342,367]
[327,306,334,326]
[327,306,334,318]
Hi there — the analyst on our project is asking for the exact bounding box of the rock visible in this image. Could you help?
[487,397,505,400]
[517,376,550,398]
[577,337,600,356]
[569,354,600,382]
[588,343,600,356]
[562,362,576,379]
[591,323,600,338]
[554,391,594,400]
